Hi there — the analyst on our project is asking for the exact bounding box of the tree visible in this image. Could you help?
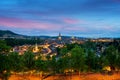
[0,40,11,54]
[99,55,109,71]
[86,50,100,72]
[49,56,58,74]
[60,47,68,56]
[5,38,44,47]
[103,45,118,71]
[0,54,11,80]
[82,41,96,51]
[70,45,86,75]
[22,51,35,71]
[35,56,48,80]
[56,55,71,74]
[8,52,23,72]
[66,43,77,51]
[115,52,120,70]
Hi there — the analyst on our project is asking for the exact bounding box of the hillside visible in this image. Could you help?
[0,30,18,36]
[0,30,26,38]
[0,30,54,39]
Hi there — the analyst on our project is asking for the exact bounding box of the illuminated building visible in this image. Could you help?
[33,43,39,53]
[58,33,62,40]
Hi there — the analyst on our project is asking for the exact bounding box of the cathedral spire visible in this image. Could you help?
[58,33,62,40]
[33,37,39,53]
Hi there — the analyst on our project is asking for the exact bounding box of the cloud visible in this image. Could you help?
[0,0,120,37]
[0,17,63,31]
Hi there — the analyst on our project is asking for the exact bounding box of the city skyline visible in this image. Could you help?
[0,0,120,38]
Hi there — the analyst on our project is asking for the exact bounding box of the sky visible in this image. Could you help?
[0,0,120,38]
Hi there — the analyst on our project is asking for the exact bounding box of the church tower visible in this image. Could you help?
[58,33,62,40]
[33,43,39,53]
[33,38,39,53]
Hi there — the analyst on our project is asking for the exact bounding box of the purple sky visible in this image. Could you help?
[0,0,120,37]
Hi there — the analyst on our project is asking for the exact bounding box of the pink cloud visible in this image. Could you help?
[0,17,62,31]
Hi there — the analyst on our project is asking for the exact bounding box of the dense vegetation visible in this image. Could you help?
[4,38,43,47]
[0,40,120,80]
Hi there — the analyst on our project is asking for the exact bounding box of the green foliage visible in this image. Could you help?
[0,40,11,54]
[0,54,10,72]
[5,38,43,47]
[1,39,120,80]
[60,47,68,56]
[35,57,48,72]
[103,46,118,70]
[66,43,78,51]
[8,52,23,72]
[49,56,58,73]
[22,51,35,70]
[82,41,96,51]
[86,50,100,71]
[70,45,86,72]
[116,52,120,69]
[99,55,109,71]
[0,54,11,80]
[57,56,71,73]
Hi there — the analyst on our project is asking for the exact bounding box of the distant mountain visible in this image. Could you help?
[0,30,87,39]
[0,30,26,38]
[0,30,54,39]
[0,30,17,36]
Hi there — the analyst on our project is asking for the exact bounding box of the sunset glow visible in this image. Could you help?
[0,0,120,37]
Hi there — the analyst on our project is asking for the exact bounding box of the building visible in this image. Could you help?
[58,33,62,40]
[33,43,39,53]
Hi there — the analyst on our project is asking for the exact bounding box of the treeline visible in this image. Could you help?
[57,41,120,72]
[0,40,120,80]
[4,38,43,47]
